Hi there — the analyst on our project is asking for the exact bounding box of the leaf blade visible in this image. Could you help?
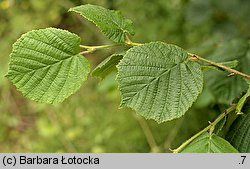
[181,132,238,153]
[7,28,90,104]
[117,42,203,123]
[226,101,250,152]
[92,52,125,79]
[235,86,250,115]
[69,4,135,43]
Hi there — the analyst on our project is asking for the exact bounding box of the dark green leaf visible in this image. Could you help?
[205,39,250,104]
[226,101,250,152]
[69,4,135,43]
[216,111,238,138]
[92,52,125,79]
[235,86,250,115]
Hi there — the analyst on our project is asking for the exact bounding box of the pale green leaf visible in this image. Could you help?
[92,52,125,79]
[222,60,239,68]
[205,39,250,104]
[6,28,90,104]
[226,101,250,152]
[181,132,238,153]
[235,87,250,115]
[117,42,203,123]
[69,4,135,43]
[201,60,238,71]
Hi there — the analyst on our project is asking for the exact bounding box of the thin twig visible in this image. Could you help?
[80,43,123,49]
[79,35,142,55]
[125,34,143,46]
[80,48,96,55]
[189,53,250,79]
[171,104,236,153]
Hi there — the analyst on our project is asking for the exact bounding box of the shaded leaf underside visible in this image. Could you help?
[181,132,238,153]
[92,52,124,79]
[69,4,135,43]
[117,42,203,123]
[226,101,250,152]
[205,39,250,104]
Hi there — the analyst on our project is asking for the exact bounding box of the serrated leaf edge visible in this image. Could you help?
[116,42,203,123]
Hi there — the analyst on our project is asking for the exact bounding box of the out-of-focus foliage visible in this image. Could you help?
[0,0,249,152]
[205,39,250,104]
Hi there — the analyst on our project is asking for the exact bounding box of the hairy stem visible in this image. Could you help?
[172,104,236,153]
[125,34,143,46]
[79,39,141,55]
[79,43,250,80]
[80,43,123,49]
[189,53,250,79]
[126,41,143,46]
[80,43,123,55]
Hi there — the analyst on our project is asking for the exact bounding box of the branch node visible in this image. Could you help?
[228,73,235,77]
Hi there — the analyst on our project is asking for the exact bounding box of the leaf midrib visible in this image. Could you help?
[73,6,129,38]
[123,62,185,105]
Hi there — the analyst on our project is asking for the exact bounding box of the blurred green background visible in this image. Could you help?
[0,0,249,152]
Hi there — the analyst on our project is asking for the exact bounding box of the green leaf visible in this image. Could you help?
[181,132,238,153]
[226,101,250,152]
[117,42,203,123]
[215,111,238,138]
[201,60,238,71]
[206,74,248,104]
[205,39,250,104]
[6,28,90,104]
[69,4,135,43]
[235,86,250,115]
[92,52,125,79]
[222,60,239,69]
[214,116,227,135]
